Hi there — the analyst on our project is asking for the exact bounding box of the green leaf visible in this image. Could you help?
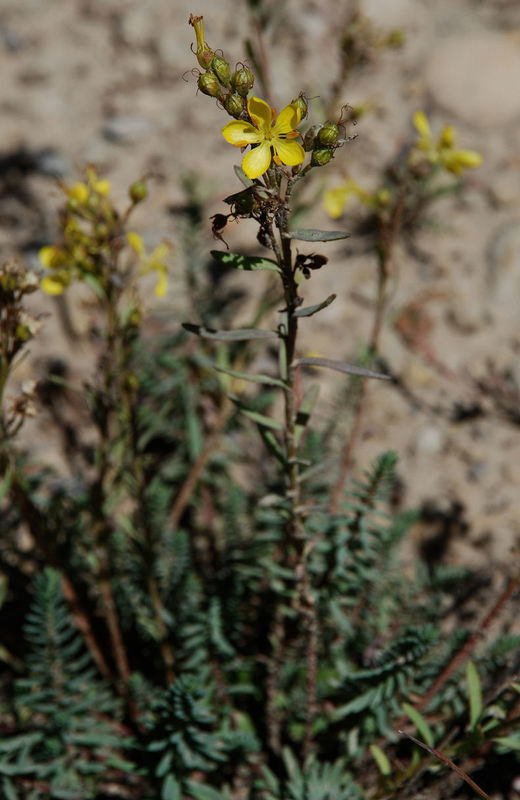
[294,384,319,447]
[297,356,390,380]
[294,294,336,318]
[210,250,281,273]
[257,425,286,466]
[185,780,226,800]
[183,323,278,341]
[214,365,286,388]
[83,273,106,300]
[228,394,284,430]
[493,735,520,751]
[234,164,254,187]
[287,229,350,242]
[370,743,391,776]
[467,661,483,730]
[402,702,434,747]
[162,775,182,800]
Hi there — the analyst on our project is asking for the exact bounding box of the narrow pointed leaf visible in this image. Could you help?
[294,293,336,318]
[211,250,281,273]
[295,384,319,447]
[402,702,434,747]
[287,229,350,242]
[215,365,286,388]
[370,744,391,776]
[297,356,390,380]
[228,394,284,430]
[183,323,278,341]
[258,425,286,465]
[467,661,483,730]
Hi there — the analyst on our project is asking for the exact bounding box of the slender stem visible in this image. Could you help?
[272,179,318,758]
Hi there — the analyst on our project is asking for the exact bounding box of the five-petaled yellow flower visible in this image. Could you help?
[411,111,482,175]
[222,96,305,180]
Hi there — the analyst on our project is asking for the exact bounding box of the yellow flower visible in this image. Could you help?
[222,96,305,180]
[323,179,373,218]
[411,111,482,175]
[66,170,111,204]
[127,232,172,298]
[39,246,69,295]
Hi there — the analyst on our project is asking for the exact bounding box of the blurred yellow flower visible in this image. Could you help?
[323,179,374,218]
[39,246,69,295]
[222,96,305,179]
[411,111,482,175]
[127,232,172,298]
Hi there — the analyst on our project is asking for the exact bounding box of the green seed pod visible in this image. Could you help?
[303,125,321,152]
[311,148,333,167]
[210,56,231,87]
[231,67,254,97]
[223,92,244,118]
[317,123,339,146]
[291,94,308,120]
[129,180,148,204]
[198,71,221,97]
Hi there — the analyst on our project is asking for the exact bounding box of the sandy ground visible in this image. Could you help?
[2,0,520,574]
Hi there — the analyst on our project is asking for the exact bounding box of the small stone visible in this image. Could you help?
[35,148,70,178]
[102,115,152,144]
[415,424,443,455]
[447,291,483,334]
[426,33,520,128]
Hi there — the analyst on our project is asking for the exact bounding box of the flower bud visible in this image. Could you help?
[129,180,148,204]
[231,67,254,97]
[198,71,221,97]
[317,123,339,146]
[311,148,333,167]
[303,125,321,152]
[189,14,215,69]
[223,92,244,117]
[211,56,231,87]
[291,94,308,120]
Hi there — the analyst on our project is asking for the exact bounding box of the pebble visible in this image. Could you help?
[447,291,483,334]
[35,148,70,178]
[414,424,443,455]
[102,115,153,144]
[426,33,520,128]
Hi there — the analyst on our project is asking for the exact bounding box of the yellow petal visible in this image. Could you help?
[272,103,301,135]
[93,179,111,196]
[241,142,272,179]
[68,182,89,203]
[272,139,305,167]
[413,111,431,140]
[323,187,348,218]
[247,96,272,134]
[127,231,145,255]
[442,148,482,174]
[222,120,262,146]
[154,269,168,298]
[439,125,455,149]
[39,246,59,268]
[149,242,173,269]
[40,276,65,295]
